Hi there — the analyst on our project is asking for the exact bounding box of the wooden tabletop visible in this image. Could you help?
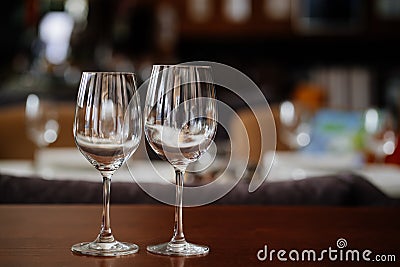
[0,205,399,266]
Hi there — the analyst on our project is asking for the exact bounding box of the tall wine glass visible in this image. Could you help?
[71,72,142,256]
[278,100,312,150]
[144,65,217,256]
[25,94,59,170]
[363,108,398,163]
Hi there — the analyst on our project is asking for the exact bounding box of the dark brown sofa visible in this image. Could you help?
[0,173,397,205]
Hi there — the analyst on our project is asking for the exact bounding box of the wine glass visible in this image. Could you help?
[144,64,217,256]
[71,72,142,256]
[363,108,398,163]
[278,100,312,150]
[25,93,59,170]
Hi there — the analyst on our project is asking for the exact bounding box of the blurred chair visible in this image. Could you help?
[0,103,76,159]
[229,105,277,167]
[0,102,147,160]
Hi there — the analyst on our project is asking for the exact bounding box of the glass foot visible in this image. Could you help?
[147,241,209,256]
[71,240,139,257]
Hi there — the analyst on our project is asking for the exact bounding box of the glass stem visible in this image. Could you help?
[170,167,186,246]
[98,175,114,243]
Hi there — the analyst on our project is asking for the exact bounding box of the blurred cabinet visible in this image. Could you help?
[166,0,291,38]
[148,0,400,107]
[153,0,400,38]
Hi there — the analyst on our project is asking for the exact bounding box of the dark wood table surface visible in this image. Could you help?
[0,205,399,266]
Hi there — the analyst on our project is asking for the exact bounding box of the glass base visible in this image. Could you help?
[147,241,209,256]
[71,240,139,257]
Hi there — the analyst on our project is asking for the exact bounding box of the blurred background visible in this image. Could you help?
[1,0,400,205]
[1,0,400,164]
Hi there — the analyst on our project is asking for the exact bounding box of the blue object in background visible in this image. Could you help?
[304,109,364,154]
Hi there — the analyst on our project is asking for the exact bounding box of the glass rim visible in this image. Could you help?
[82,71,136,76]
[152,64,211,69]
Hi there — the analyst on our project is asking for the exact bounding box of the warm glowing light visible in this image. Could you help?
[223,0,251,23]
[297,132,311,147]
[26,94,40,118]
[280,101,295,126]
[364,108,379,133]
[44,120,59,144]
[65,0,88,22]
[39,12,74,64]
